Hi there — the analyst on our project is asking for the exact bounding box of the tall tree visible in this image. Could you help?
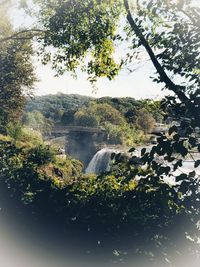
[0,9,36,131]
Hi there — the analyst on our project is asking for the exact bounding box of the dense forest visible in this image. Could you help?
[0,1,200,267]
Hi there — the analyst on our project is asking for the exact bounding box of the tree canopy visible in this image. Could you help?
[0,8,36,132]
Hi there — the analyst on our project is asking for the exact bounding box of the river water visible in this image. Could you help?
[85,145,200,179]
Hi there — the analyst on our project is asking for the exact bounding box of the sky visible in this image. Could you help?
[10,0,167,100]
[34,60,166,99]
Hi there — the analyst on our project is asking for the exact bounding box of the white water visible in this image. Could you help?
[85,148,116,174]
[86,145,200,177]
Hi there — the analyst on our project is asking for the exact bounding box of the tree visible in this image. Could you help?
[29,0,199,152]
[0,0,45,43]
[74,110,99,127]
[139,99,163,123]
[0,9,36,132]
[6,122,22,144]
[22,111,53,134]
[74,102,126,127]
[61,109,76,125]
[26,94,92,121]
[53,108,64,122]
[90,102,126,126]
[136,108,156,134]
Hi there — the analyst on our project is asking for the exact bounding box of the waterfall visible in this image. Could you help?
[85,148,115,174]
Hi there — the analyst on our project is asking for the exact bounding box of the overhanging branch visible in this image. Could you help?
[123,0,189,103]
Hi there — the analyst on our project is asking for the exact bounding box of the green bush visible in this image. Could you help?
[6,122,23,143]
[104,122,146,146]
[27,144,56,166]
[21,127,43,145]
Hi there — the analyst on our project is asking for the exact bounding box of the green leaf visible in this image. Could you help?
[152,160,158,170]
[194,160,200,168]
[189,137,196,147]
[111,152,116,160]
[129,147,135,153]
[164,166,171,175]
[141,148,146,156]
[173,134,180,141]
[198,144,200,152]
[173,159,182,171]
[180,146,188,157]
[176,173,188,182]
[186,127,193,135]
[189,171,196,177]
[168,125,178,135]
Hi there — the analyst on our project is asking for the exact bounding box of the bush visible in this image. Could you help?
[136,108,156,134]
[6,122,23,143]
[104,122,146,146]
[27,144,56,166]
[0,137,199,264]
[21,127,43,145]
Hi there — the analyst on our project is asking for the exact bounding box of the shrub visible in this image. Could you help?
[21,127,43,145]
[27,144,55,166]
[6,122,23,143]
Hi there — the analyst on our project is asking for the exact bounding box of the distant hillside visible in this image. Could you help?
[25,93,162,124]
[96,96,140,114]
[26,94,140,117]
[26,94,93,119]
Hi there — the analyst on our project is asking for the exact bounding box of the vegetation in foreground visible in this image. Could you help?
[0,129,199,265]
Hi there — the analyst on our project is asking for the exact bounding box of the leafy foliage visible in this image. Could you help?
[74,110,99,127]
[34,0,123,82]
[26,93,92,120]
[0,11,36,132]
[22,111,53,134]
[136,108,156,134]
[75,102,126,126]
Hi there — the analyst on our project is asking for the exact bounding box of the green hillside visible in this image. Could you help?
[26,93,93,120]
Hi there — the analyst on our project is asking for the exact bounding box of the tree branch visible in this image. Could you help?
[0,29,46,43]
[123,0,189,103]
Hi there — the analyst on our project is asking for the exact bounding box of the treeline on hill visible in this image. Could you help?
[25,94,162,146]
